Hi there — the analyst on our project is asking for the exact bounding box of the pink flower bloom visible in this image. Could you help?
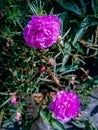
[49,91,80,122]
[11,96,18,105]
[48,58,55,66]
[15,110,21,122]
[40,65,46,73]
[10,93,19,105]
[23,15,61,49]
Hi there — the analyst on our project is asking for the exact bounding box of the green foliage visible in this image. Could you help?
[72,118,97,130]
[40,110,66,130]
[57,0,82,16]
[72,16,98,47]
[0,0,98,129]
[92,0,98,16]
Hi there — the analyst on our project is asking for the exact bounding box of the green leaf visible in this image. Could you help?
[2,114,15,128]
[56,0,63,6]
[64,42,71,51]
[72,16,98,47]
[92,0,98,15]
[79,0,86,15]
[0,98,10,108]
[60,11,68,22]
[40,109,51,121]
[57,65,78,73]
[89,123,98,130]
[51,119,66,130]
[62,54,69,67]
[85,78,98,85]
[72,27,87,48]
[24,117,34,130]
[72,17,89,46]
[40,110,65,130]
[28,2,38,15]
[71,121,85,128]
[57,0,82,16]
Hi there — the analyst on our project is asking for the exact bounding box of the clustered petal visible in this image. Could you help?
[23,15,61,49]
[49,91,80,122]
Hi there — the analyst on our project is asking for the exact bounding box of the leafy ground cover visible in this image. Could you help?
[0,0,98,130]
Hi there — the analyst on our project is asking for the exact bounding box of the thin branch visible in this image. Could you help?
[79,39,98,50]
[94,25,98,45]
[46,67,62,89]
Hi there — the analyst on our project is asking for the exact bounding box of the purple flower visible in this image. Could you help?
[49,91,80,122]
[23,15,61,49]
[40,65,46,73]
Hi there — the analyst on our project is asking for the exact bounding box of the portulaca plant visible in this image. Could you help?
[0,0,98,130]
